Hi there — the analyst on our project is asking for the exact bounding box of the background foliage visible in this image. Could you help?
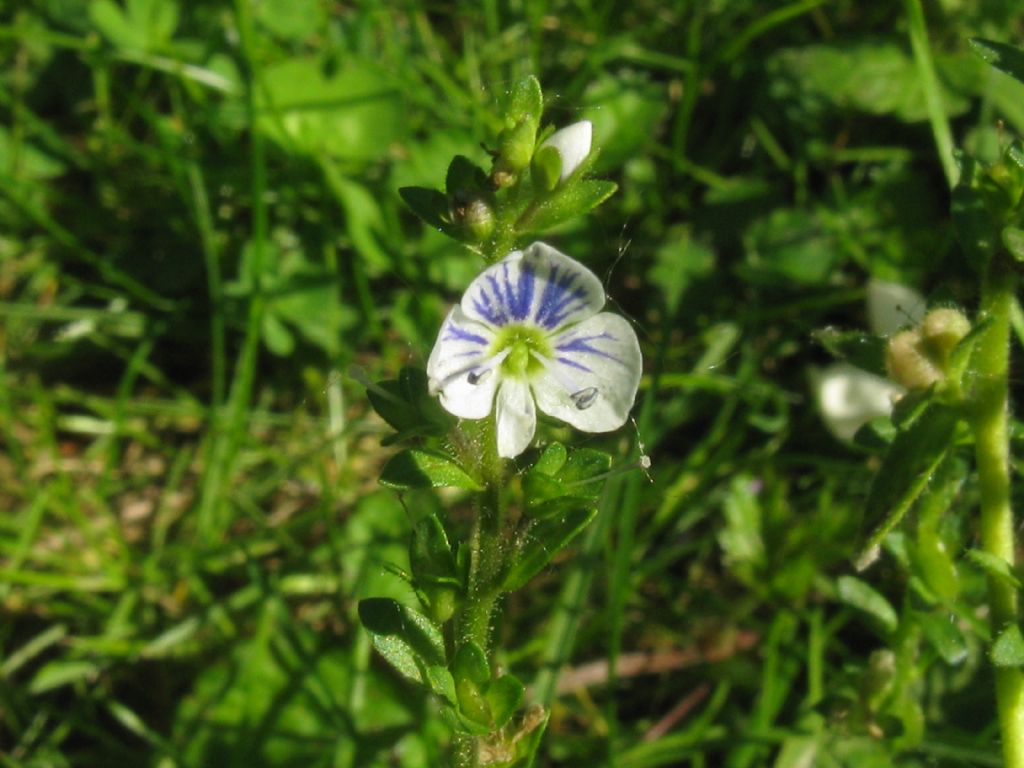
[2,0,1023,765]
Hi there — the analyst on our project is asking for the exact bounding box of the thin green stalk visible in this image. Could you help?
[196,0,268,537]
[452,416,507,768]
[972,256,1024,768]
[904,0,958,188]
[460,483,505,652]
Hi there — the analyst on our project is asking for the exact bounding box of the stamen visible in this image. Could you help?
[433,348,510,395]
[570,387,599,410]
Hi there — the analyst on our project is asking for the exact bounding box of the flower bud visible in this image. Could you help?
[425,585,457,624]
[539,120,592,183]
[920,308,970,368]
[497,118,538,173]
[451,196,494,242]
[885,329,942,390]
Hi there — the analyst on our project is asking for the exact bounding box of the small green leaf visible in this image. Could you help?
[502,504,597,591]
[918,612,968,665]
[410,512,457,584]
[525,446,611,513]
[29,660,100,694]
[507,76,543,124]
[357,598,444,683]
[856,404,961,570]
[261,312,295,356]
[487,675,525,729]
[966,549,1024,591]
[945,317,992,383]
[992,625,1024,668]
[889,388,933,430]
[366,367,454,444]
[811,328,886,375]
[852,416,897,450]
[399,186,450,230]
[531,442,568,476]
[951,170,997,267]
[531,145,561,191]
[425,665,458,706]
[454,641,490,686]
[380,449,483,491]
[524,179,618,232]
[557,449,613,496]
[1003,226,1024,262]
[512,707,550,767]
[367,378,419,432]
[90,0,147,50]
[836,575,898,634]
[455,683,493,728]
[446,155,488,197]
[971,38,1024,85]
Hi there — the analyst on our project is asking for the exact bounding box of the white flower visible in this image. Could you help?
[814,363,904,442]
[427,242,642,458]
[540,120,592,182]
[866,279,925,336]
[814,280,924,442]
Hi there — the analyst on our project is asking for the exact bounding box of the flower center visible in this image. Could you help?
[490,325,552,379]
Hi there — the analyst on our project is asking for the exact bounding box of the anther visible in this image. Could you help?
[570,387,598,410]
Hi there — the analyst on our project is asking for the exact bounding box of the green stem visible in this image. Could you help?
[971,256,1024,768]
[452,417,508,768]
[904,0,958,188]
[461,484,504,651]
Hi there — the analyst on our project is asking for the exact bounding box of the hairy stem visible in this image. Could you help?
[972,255,1024,768]
[453,416,508,768]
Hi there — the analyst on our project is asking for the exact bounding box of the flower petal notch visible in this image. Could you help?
[427,242,642,458]
[539,121,593,182]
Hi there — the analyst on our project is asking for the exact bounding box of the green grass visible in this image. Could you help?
[1,1,1023,766]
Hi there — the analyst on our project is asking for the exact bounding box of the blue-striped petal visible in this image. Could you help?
[532,312,642,432]
[461,242,605,331]
[426,306,499,419]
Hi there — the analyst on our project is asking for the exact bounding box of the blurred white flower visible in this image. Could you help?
[866,279,926,336]
[814,363,904,442]
[540,120,592,182]
[427,241,641,458]
[814,281,924,442]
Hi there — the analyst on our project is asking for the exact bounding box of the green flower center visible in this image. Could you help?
[491,325,552,378]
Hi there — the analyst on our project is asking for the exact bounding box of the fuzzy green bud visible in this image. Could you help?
[920,308,970,368]
[885,329,942,390]
[497,118,538,174]
[452,197,495,242]
[862,648,896,711]
[425,585,457,624]
[531,144,562,192]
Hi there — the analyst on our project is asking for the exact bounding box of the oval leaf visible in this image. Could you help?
[836,575,898,634]
[502,504,597,591]
[357,598,444,683]
[380,449,483,491]
[856,404,960,570]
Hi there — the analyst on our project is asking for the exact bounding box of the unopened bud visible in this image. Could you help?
[426,586,457,624]
[885,329,942,390]
[452,197,494,242]
[539,120,592,182]
[497,119,538,173]
[920,308,970,368]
